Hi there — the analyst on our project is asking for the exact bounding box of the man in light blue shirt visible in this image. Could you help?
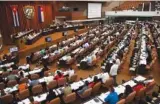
[86,56,92,65]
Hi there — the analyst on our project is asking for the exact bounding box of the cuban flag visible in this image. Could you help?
[11,6,20,27]
[38,6,44,23]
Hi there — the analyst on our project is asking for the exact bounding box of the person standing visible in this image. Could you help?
[109,60,119,86]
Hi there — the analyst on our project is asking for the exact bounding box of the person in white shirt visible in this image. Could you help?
[83,42,89,48]
[101,72,110,83]
[116,56,121,67]
[116,31,120,37]
[109,60,119,86]
[67,67,75,78]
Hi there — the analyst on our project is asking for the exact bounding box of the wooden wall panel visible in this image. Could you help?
[71,12,87,20]
[0,1,54,45]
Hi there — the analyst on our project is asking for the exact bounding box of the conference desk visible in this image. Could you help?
[2,69,70,95]
[83,76,147,104]
[16,72,108,104]
[26,32,43,45]
[13,25,84,46]
[43,25,85,36]
[13,30,34,49]
[13,30,34,39]
[0,55,18,65]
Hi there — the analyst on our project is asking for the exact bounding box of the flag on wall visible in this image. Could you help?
[38,6,44,23]
[11,5,20,27]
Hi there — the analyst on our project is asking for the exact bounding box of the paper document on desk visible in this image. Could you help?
[84,98,103,104]
[114,85,125,95]
[53,90,59,96]
[33,93,48,102]
[123,80,137,87]
[18,98,31,104]
[78,81,85,86]
[83,77,93,83]
[56,87,64,95]
[134,76,146,82]
[98,92,110,102]
[71,82,79,90]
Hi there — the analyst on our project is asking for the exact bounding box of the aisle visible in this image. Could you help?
[117,40,135,84]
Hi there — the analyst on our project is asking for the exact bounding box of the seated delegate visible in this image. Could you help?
[88,76,99,88]
[46,89,57,103]
[119,85,133,98]
[77,81,89,95]
[54,71,64,81]
[63,83,72,96]
[104,86,119,104]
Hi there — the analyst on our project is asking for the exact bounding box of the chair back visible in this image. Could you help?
[69,74,77,83]
[0,82,5,90]
[67,58,74,65]
[2,72,9,78]
[92,82,101,95]
[11,70,19,75]
[1,94,13,104]
[47,80,57,90]
[18,89,30,100]
[31,74,39,80]
[57,78,66,86]
[146,81,156,95]
[44,71,49,77]
[136,87,146,99]
[102,77,114,88]
[91,59,97,66]
[32,84,43,95]
[20,77,29,83]
[80,88,92,98]
[116,99,126,104]
[49,97,61,104]
[7,80,17,87]
[125,91,136,103]
[63,92,76,104]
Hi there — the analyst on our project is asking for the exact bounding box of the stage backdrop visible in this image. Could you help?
[0,1,54,45]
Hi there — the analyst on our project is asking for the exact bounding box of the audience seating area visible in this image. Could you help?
[0,21,160,104]
[113,1,150,11]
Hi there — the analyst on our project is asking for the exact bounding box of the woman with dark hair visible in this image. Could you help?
[123,85,133,97]
[88,76,99,88]
[78,81,89,95]
[46,89,57,103]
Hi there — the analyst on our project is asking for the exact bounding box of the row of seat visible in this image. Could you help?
[113,1,147,11]
[1,74,114,104]
[31,27,98,62]
[117,81,156,104]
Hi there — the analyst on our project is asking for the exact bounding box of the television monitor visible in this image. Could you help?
[45,37,52,42]
[9,47,18,53]
[74,28,78,32]
[62,31,68,36]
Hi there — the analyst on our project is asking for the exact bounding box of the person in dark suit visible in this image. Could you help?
[46,89,57,103]
[123,85,133,98]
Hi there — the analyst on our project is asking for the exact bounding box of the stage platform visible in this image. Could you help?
[0,28,87,58]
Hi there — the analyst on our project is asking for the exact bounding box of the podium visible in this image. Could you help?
[15,38,26,50]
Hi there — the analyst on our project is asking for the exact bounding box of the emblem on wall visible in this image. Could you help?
[23,5,35,19]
